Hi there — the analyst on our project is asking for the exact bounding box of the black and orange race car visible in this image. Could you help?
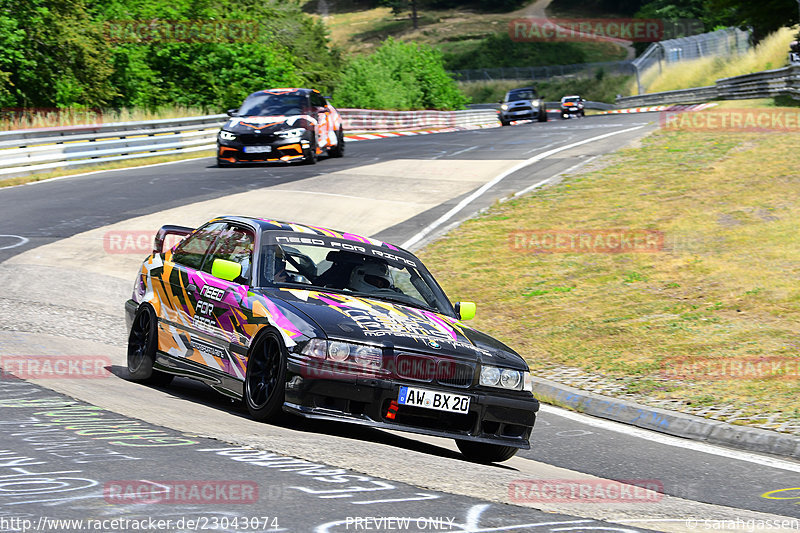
[216,88,344,166]
[125,216,539,463]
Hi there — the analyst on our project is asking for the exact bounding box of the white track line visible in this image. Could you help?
[400,125,645,249]
[540,404,800,473]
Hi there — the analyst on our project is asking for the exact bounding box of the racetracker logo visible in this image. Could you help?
[509,18,702,43]
[104,480,259,504]
[103,230,184,254]
[660,356,800,381]
[661,108,800,132]
[0,355,111,380]
[509,229,664,253]
[509,479,664,503]
[104,20,261,44]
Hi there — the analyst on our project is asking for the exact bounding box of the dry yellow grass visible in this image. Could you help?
[420,120,800,418]
[633,27,797,95]
[0,106,210,131]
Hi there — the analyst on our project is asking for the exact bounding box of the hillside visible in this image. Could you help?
[310,1,629,70]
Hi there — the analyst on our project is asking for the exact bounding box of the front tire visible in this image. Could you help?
[244,330,287,422]
[304,137,318,165]
[456,439,518,463]
[538,111,548,122]
[328,128,345,158]
[127,305,173,386]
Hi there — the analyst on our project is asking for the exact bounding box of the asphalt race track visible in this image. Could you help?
[0,113,798,533]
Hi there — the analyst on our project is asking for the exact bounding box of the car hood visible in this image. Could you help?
[264,288,527,369]
[505,98,538,106]
[222,115,314,133]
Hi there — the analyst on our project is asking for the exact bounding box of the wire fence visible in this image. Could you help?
[449,60,635,83]
[450,27,751,86]
[632,28,751,91]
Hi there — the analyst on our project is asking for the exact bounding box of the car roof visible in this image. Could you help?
[211,216,407,252]
[562,95,581,99]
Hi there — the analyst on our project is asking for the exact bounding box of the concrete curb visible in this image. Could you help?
[531,377,800,459]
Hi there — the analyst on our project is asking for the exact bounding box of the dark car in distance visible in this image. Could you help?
[125,217,539,463]
[499,87,548,125]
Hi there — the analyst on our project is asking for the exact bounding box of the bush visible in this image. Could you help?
[334,38,468,109]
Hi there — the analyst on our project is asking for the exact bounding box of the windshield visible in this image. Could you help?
[257,235,454,315]
[507,90,536,101]
[238,93,307,116]
[562,97,581,103]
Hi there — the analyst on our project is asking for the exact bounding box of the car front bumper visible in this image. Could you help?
[284,359,539,448]
[499,109,542,121]
[217,138,310,163]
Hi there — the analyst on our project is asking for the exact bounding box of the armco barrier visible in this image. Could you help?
[0,109,499,179]
[616,65,800,108]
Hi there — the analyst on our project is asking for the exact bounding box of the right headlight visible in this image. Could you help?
[218,130,237,141]
[501,104,508,110]
[480,365,525,391]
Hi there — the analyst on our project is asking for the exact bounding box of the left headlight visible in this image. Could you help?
[301,339,382,369]
[480,365,526,391]
[218,130,236,141]
[531,100,540,108]
[275,127,306,140]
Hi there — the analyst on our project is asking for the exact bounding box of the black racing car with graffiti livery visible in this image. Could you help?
[217,88,344,166]
[125,217,539,463]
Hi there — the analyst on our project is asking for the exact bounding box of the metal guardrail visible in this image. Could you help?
[0,109,500,179]
[616,65,800,108]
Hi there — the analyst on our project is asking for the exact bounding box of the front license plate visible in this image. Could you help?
[513,110,527,115]
[243,145,271,153]
[397,386,470,414]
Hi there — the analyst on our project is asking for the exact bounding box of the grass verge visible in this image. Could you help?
[0,150,215,189]
[419,110,800,420]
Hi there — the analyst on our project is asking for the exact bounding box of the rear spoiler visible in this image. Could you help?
[153,225,194,254]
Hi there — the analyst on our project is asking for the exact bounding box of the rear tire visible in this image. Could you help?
[244,330,287,422]
[127,305,174,386]
[455,439,518,463]
[328,128,345,158]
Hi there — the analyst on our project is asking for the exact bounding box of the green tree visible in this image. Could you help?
[0,0,116,107]
[334,39,467,110]
[703,0,798,42]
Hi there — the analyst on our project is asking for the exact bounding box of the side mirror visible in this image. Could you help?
[226,108,239,117]
[455,301,476,321]
[211,258,242,282]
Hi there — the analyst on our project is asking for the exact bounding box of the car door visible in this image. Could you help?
[310,92,333,149]
[187,223,256,383]
[159,221,226,360]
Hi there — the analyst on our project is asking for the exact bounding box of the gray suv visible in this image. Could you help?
[498,87,547,126]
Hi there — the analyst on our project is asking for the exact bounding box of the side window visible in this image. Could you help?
[311,93,326,109]
[171,222,226,270]
[202,225,255,283]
